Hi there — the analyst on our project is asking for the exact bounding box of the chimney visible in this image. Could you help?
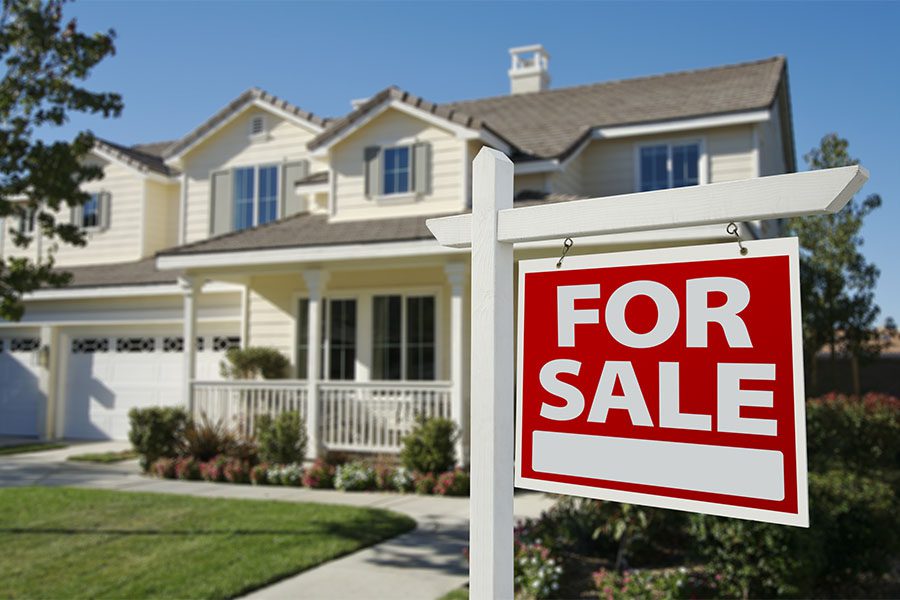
[508,45,550,94]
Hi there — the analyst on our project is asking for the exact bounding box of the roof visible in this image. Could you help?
[296,171,329,186]
[158,191,584,258]
[62,257,181,288]
[164,87,331,160]
[308,56,786,160]
[94,138,177,177]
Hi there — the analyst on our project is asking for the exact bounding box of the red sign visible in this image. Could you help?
[515,239,808,526]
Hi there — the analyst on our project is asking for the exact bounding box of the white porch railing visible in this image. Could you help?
[319,381,453,453]
[190,380,453,453]
[191,380,309,437]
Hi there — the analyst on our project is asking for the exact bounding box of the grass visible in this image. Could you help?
[67,449,139,463]
[0,442,67,456]
[0,487,416,599]
[438,586,469,600]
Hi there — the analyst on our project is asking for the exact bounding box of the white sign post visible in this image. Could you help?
[426,147,868,600]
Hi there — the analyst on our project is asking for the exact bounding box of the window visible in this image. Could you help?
[639,142,702,192]
[383,147,410,195]
[82,193,100,228]
[372,294,436,381]
[326,299,356,380]
[296,298,310,379]
[233,164,278,231]
[19,207,36,234]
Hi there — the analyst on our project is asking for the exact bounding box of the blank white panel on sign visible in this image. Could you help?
[532,430,785,501]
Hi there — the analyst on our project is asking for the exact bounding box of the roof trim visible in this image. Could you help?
[24,281,240,301]
[93,139,176,181]
[163,88,329,165]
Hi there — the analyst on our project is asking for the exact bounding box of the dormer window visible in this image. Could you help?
[383,147,410,195]
[363,143,430,200]
[70,192,110,231]
[249,115,267,140]
[82,193,100,228]
[638,141,704,192]
[18,207,36,234]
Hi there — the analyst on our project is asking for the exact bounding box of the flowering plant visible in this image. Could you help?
[592,566,717,600]
[413,471,437,494]
[272,463,303,486]
[514,541,562,599]
[224,458,251,484]
[200,455,228,482]
[433,468,470,496]
[152,457,176,479]
[174,456,201,480]
[250,462,269,485]
[335,461,376,491]
[391,466,414,492]
[302,459,334,488]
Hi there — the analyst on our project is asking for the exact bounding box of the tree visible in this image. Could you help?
[786,133,892,396]
[0,0,121,320]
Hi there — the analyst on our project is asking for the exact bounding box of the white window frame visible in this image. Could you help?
[381,145,412,197]
[233,163,281,230]
[372,291,439,382]
[633,137,707,193]
[80,192,102,231]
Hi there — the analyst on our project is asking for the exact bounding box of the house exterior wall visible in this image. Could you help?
[181,110,323,244]
[330,108,465,221]
[142,179,180,256]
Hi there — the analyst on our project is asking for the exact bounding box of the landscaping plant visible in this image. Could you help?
[256,411,308,464]
[434,468,470,496]
[250,463,270,485]
[220,346,290,379]
[302,459,335,489]
[391,466,415,492]
[174,456,201,481]
[399,416,458,473]
[128,407,188,471]
[335,461,377,491]
[413,471,437,495]
[181,414,236,462]
[152,457,176,479]
[224,458,251,484]
[514,541,563,599]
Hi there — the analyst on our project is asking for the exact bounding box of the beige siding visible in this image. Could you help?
[143,180,180,255]
[331,108,464,221]
[182,110,322,244]
[548,152,584,196]
[581,138,636,197]
[246,273,303,364]
[514,173,547,196]
[707,126,756,183]
[758,105,787,177]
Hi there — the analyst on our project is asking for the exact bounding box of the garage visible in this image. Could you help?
[63,330,238,440]
[0,335,44,437]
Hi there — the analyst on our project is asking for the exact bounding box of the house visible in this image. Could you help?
[0,47,795,463]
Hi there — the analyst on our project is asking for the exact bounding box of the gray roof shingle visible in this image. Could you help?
[95,138,178,177]
[63,257,181,288]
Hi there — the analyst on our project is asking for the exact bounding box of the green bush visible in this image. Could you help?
[256,411,308,464]
[806,392,900,475]
[689,470,899,598]
[128,407,189,471]
[220,346,289,379]
[180,414,236,462]
[334,461,376,491]
[399,416,457,473]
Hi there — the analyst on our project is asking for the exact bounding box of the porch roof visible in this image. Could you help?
[59,257,181,288]
[156,192,584,258]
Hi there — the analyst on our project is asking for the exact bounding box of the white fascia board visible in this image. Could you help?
[513,135,592,175]
[91,147,175,184]
[0,316,239,329]
[24,281,241,301]
[156,239,467,271]
[251,99,325,134]
[294,182,330,195]
[593,109,771,140]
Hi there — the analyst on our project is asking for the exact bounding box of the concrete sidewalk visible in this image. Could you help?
[0,447,555,599]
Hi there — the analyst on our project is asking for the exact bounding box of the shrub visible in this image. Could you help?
[391,466,414,492]
[181,414,235,462]
[256,411,308,464]
[335,461,377,491]
[689,469,899,598]
[399,416,457,474]
[806,392,900,475]
[302,459,334,489]
[224,458,251,484]
[514,541,563,599]
[200,455,229,482]
[151,457,176,479]
[434,468,470,496]
[220,346,289,379]
[413,471,437,495]
[128,407,188,471]
[250,463,269,485]
[372,458,396,491]
[591,567,718,600]
[174,456,201,481]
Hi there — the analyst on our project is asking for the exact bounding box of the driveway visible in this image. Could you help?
[0,445,555,599]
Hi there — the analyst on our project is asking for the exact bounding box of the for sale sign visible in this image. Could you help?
[515,238,808,526]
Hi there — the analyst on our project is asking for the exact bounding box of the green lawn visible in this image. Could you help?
[0,487,416,599]
[0,442,67,456]
[67,449,138,463]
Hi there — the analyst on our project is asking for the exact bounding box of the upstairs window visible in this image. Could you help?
[232,164,279,232]
[639,142,702,192]
[18,207,36,234]
[82,193,100,228]
[383,147,410,195]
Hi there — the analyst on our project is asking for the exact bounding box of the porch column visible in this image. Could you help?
[445,262,469,466]
[179,277,199,414]
[38,325,59,440]
[303,269,328,459]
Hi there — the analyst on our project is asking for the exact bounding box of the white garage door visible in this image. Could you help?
[64,331,237,440]
[0,336,44,437]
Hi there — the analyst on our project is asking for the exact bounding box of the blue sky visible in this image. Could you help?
[55,1,900,322]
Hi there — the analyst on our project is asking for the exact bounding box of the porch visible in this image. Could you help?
[191,379,453,456]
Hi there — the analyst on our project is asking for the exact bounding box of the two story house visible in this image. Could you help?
[0,48,795,463]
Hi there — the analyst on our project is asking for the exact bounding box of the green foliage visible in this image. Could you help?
[128,406,188,471]
[592,567,718,600]
[806,392,900,475]
[255,411,307,464]
[514,542,563,599]
[689,470,899,598]
[786,134,891,394]
[399,416,457,473]
[0,0,123,320]
[334,461,376,491]
[434,468,470,496]
[179,413,235,462]
[219,346,289,379]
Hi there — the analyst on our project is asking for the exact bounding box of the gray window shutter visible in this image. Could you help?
[282,160,310,217]
[70,203,82,229]
[412,143,431,195]
[364,146,381,199]
[210,170,233,236]
[100,192,112,230]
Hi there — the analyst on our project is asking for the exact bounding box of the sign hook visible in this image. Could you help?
[556,237,574,268]
[726,222,748,256]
